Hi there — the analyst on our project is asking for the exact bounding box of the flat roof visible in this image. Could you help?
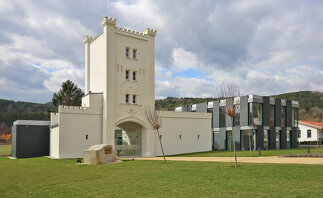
[13,120,51,126]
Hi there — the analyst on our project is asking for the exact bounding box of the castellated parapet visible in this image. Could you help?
[83,35,94,44]
[58,105,102,115]
[101,16,116,26]
[86,16,157,42]
[143,28,157,37]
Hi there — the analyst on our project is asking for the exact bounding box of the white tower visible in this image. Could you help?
[84,17,157,156]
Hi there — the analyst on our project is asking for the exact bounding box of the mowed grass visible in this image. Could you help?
[0,157,323,198]
[0,144,11,156]
[172,147,323,157]
[1,145,322,197]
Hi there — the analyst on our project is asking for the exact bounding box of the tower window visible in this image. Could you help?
[133,71,137,81]
[133,95,136,104]
[133,49,137,59]
[125,47,129,58]
[125,70,130,80]
[126,94,129,103]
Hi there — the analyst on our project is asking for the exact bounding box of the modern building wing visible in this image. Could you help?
[176,95,300,150]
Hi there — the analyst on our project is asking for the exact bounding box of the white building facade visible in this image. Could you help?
[50,17,212,159]
[298,120,323,142]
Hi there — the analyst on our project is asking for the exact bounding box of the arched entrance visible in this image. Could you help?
[115,122,142,157]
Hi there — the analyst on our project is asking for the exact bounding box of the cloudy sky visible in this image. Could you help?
[0,0,322,103]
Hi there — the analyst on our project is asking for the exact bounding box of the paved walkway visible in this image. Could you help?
[128,156,323,165]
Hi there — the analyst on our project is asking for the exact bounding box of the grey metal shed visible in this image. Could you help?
[11,120,50,158]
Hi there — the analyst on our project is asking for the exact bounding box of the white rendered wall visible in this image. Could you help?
[298,124,319,142]
[49,105,103,159]
[156,111,212,156]
[58,111,102,158]
[50,126,59,158]
[89,33,105,93]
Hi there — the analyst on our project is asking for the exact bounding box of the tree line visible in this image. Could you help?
[0,80,322,127]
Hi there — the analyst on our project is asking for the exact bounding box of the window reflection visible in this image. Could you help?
[270,105,275,126]
[249,103,262,126]
[241,130,257,151]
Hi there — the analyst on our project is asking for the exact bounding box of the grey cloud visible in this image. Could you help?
[0,0,322,103]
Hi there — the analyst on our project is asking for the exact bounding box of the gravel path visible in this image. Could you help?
[127,156,323,165]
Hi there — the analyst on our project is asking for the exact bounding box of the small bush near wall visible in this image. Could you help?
[299,141,323,145]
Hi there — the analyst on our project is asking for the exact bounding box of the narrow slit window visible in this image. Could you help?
[86,134,88,140]
[133,95,136,104]
[125,70,129,80]
[133,49,137,59]
[133,71,137,81]
[179,134,182,139]
[126,94,129,103]
[125,47,129,58]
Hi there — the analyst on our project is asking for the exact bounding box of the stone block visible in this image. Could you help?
[83,144,117,164]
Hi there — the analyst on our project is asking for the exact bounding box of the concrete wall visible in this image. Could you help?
[240,96,249,126]
[213,101,220,128]
[286,100,292,127]
[280,127,287,149]
[156,111,212,155]
[256,126,264,149]
[269,126,276,149]
[196,102,207,113]
[291,127,299,148]
[275,99,281,127]
[262,97,270,126]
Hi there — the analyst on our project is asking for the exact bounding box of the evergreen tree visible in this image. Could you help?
[52,80,84,108]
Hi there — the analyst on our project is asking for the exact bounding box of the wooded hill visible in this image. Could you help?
[0,99,54,127]
[0,91,322,127]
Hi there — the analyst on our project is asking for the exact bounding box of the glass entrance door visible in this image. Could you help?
[115,122,142,157]
[241,130,256,151]
[264,130,269,150]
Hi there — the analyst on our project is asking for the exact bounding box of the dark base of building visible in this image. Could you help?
[213,126,299,151]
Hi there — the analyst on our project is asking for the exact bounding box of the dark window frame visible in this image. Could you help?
[125,70,130,80]
[126,94,129,103]
[307,130,311,138]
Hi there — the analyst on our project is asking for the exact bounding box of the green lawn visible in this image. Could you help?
[0,156,322,197]
[0,144,11,156]
[1,145,323,197]
[172,147,323,157]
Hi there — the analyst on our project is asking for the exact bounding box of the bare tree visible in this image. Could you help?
[218,83,240,167]
[145,105,166,163]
